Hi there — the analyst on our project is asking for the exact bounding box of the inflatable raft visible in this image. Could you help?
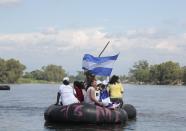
[0,85,10,90]
[44,103,136,124]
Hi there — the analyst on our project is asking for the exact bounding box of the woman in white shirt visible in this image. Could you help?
[84,79,103,106]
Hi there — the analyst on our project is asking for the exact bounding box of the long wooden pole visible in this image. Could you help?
[98,41,111,81]
[98,41,110,57]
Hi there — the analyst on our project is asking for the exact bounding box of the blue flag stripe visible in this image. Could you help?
[82,53,119,76]
[82,60,115,70]
[83,54,119,63]
[90,67,112,76]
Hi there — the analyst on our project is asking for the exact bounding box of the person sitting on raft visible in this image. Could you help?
[73,81,85,102]
[99,80,120,109]
[108,75,124,108]
[95,80,102,101]
[80,81,87,99]
[55,77,79,106]
[99,80,110,105]
[84,71,96,90]
[84,79,104,106]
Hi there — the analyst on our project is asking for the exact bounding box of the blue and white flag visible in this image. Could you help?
[82,54,119,76]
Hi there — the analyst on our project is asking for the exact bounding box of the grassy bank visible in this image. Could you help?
[17,78,54,84]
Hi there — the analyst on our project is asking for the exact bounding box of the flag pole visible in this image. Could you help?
[98,41,111,82]
[84,41,110,89]
[98,41,110,57]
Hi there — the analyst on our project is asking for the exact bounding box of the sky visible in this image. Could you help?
[0,0,186,75]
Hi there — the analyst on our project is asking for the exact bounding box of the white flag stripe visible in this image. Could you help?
[83,59,115,70]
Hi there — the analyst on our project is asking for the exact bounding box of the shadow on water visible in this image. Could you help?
[44,122,123,131]
[44,120,137,131]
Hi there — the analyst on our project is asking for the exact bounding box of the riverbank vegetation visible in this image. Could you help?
[0,58,186,85]
[128,60,185,85]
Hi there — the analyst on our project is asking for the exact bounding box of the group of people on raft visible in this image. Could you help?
[55,72,124,109]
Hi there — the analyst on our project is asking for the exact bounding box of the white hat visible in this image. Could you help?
[63,77,69,81]
[102,80,108,85]
[96,80,102,85]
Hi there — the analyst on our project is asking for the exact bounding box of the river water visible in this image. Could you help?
[0,84,186,131]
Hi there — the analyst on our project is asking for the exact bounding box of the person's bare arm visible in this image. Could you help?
[55,92,60,105]
[90,89,103,106]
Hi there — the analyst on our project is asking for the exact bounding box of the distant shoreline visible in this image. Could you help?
[1,80,185,86]
[122,81,185,86]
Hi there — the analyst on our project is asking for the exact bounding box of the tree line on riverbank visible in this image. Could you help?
[0,58,186,85]
[127,60,186,85]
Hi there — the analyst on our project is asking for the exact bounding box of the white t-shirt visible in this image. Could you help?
[58,84,78,106]
[84,86,99,104]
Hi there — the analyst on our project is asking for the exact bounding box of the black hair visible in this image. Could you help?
[74,81,80,87]
[63,80,69,85]
[79,81,85,89]
[74,81,85,89]
[109,75,119,84]
[101,84,106,90]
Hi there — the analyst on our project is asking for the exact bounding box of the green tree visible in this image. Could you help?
[150,61,182,84]
[69,71,85,82]
[74,71,85,81]
[182,66,186,85]
[119,75,128,83]
[6,59,26,83]
[129,60,150,83]
[0,58,26,83]
[149,64,160,84]
[30,70,44,80]
[0,58,7,83]
[42,64,66,82]
[23,70,44,80]
[23,72,33,79]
